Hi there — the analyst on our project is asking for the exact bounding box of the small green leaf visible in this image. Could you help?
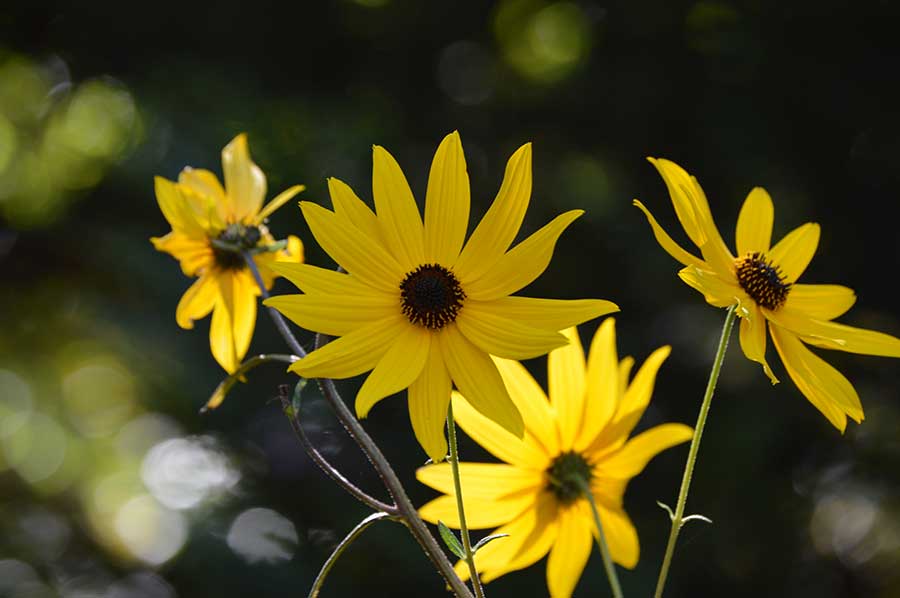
[656,500,675,521]
[292,379,307,415]
[437,521,465,559]
[473,533,509,553]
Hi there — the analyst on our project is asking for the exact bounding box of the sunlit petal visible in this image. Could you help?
[328,177,383,243]
[372,145,425,269]
[175,274,217,329]
[632,199,702,267]
[767,308,900,358]
[289,315,403,379]
[255,184,305,223]
[546,504,592,598]
[455,143,532,281]
[783,284,856,321]
[266,262,373,296]
[678,265,745,309]
[463,210,583,301]
[470,296,619,331]
[424,131,470,265]
[493,357,559,456]
[418,493,534,529]
[264,293,398,337]
[221,133,266,222]
[549,327,586,452]
[768,222,820,283]
[581,501,639,569]
[577,318,619,451]
[593,423,693,479]
[769,323,862,431]
[416,463,543,501]
[736,187,774,255]
[739,305,778,384]
[456,303,568,360]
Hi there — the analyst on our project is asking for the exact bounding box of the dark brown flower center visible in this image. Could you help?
[546,451,593,505]
[399,264,465,330]
[735,252,791,310]
[212,223,262,271]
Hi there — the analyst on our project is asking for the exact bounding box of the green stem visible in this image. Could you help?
[653,304,737,598]
[447,401,486,598]
[308,512,398,598]
[578,479,624,598]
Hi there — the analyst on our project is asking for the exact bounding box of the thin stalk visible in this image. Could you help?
[308,512,398,598]
[447,401,486,598]
[577,479,624,598]
[276,385,397,514]
[242,252,475,598]
[653,305,737,598]
[202,353,297,412]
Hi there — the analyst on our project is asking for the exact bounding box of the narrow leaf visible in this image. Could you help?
[437,521,465,559]
[473,533,509,553]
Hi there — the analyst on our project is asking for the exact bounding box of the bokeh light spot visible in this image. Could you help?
[62,357,137,438]
[114,494,188,566]
[141,436,239,510]
[226,508,298,564]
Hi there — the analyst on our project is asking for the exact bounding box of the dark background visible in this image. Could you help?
[2,1,899,596]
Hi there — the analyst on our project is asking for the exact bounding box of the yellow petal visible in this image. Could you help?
[593,423,693,479]
[581,501,639,569]
[328,177,383,243]
[493,357,560,456]
[546,503,592,598]
[408,343,452,462]
[416,463,543,501]
[153,177,207,239]
[255,184,305,223]
[549,327,586,452]
[209,272,256,374]
[589,476,628,509]
[424,131,470,265]
[769,323,863,430]
[355,323,430,418]
[417,493,534,529]
[631,199,703,267]
[300,201,405,293]
[276,234,304,264]
[175,274,217,329]
[449,392,548,468]
[767,308,900,358]
[455,303,568,360]
[221,133,266,222]
[768,222,820,283]
[577,319,620,451]
[266,262,371,296]
[470,296,619,331]
[209,297,237,374]
[289,315,403,379]
[678,265,745,309]
[230,272,258,365]
[453,491,558,584]
[372,145,425,269]
[151,232,212,276]
[463,210,583,301]
[264,293,398,337]
[439,325,525,438]
[735,187,774,255]
[617,357,634,407]
[739,305,778,384]
[784,284,856,321]
[455,142,532,282]
[178,167,228,225]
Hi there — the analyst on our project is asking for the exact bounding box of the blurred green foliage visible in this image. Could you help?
[1,1,899,597]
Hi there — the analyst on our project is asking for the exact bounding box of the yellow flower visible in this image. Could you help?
[151,133,304,375]
[265,131,618,461]
[634,158,900,431]
[417,320,692,597]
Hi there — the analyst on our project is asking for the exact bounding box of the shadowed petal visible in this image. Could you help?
[266,262,373,296]
[580,501,640,569]
[355,323,430,418]
[416,463,543,501]
[739,305,778,384]
[439,325,525,438]
[408,339,452,462]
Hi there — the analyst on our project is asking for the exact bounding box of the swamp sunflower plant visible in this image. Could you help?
[265,131,619,461]
[151,133,304,376]
[634,158,900,430]
[417,321,692,597]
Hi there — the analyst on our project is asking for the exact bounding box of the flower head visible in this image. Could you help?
[634,158,900,430]
[417,320,692,597]
[151,133,304,375]
[265,131,618,460]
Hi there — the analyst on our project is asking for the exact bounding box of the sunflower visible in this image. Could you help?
[264,131,618,461]
[634,158,900,431]
[416,320,692,597]
[151,133,304,374]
